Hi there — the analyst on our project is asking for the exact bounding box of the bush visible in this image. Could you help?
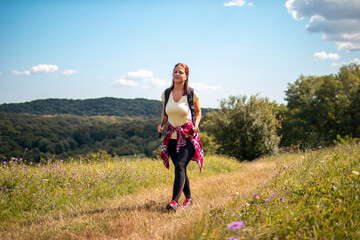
[203,95,280,161]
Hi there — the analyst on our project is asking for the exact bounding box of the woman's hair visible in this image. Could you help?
[169,63,190,95]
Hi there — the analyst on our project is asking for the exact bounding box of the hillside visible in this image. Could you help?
[0,113,160,161]
[0,153,288,239]
[2,144,358,239]
[0,97,212,117]
[0,98,163,118]
[0,97,214,161]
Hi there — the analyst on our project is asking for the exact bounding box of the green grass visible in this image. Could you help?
[195,143,360,239]
[0,151,240,228]
[3,144,359,239]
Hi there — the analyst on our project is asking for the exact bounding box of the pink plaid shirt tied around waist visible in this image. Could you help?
[161,122,204,172]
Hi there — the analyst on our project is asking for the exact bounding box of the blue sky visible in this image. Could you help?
[0,0,359,108]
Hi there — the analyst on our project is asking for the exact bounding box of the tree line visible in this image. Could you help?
[203,63,359,160]
[1,63,359,162]
[0,113,161,162]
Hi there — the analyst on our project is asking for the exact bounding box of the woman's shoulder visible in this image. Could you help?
[161,88,172,101]
[189,87,199,101]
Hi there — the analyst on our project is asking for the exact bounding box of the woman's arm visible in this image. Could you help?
[192,98,201,133]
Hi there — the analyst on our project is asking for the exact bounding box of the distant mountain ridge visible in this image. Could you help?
[0,97,212,117]
[0,97,163,118]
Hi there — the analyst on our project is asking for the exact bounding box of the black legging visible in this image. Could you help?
[168,138,195,202]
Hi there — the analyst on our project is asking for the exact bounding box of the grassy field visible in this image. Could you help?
[1,144,359,239]
[193,143,360,239]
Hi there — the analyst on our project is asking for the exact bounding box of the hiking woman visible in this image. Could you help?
[158,63,204,211]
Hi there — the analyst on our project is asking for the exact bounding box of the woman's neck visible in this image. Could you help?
[173,82,184,92]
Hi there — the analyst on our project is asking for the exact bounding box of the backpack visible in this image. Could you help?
[164,87,195,124]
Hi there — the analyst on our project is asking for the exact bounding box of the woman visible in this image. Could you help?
[158,63,204,211]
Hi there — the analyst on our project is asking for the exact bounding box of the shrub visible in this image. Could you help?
[203,95,280,161]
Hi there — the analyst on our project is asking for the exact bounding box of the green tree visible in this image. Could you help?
[282,63,360,148]
[203,95,280,161]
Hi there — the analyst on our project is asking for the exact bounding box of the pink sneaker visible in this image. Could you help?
[181,198,193,208]
[166,200,178,211]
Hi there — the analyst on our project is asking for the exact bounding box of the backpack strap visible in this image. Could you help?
[164,88,170,119]
[187,87,195,124]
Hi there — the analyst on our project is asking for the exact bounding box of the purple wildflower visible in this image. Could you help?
[227,221,244,230]
[3,161,7,164]
[264,197,271,202]
[20,185,25,188]
[229,237,240,240]
[41,189,45,192]
[280,196,285,202]
[271,193,276,197]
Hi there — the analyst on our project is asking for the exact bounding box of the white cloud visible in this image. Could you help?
[224,0,248,7]
[126,69,154,80]
[286,0,360,51]
[191,82,222,91]
[112,69,168,88]
[12,64,59,76]
[12,70,31,76]
[350,58,360,64]
[0,72,2,75]
[330,58,359,67]
[330,62,346,67]
[99,76,104,79]
[313,51,340,60]
[62,69,77,75]
[113,79,138,87]
[31,64,58,74]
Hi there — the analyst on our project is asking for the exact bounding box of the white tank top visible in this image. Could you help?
[161,90,198,139]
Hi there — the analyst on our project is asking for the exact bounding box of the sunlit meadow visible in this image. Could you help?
[191,143,360,239]
[1,144,359,239]
[0,151,240,229]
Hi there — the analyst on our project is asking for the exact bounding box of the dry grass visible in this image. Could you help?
[1,153,298,240]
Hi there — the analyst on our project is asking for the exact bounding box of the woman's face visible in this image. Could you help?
[173,66,187,84]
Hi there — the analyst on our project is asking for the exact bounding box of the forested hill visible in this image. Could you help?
[0,98,163,118]
[0,97,212,117]
[0,97,213,162]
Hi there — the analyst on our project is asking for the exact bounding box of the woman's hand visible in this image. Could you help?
[158,124,165,133]
[192,126,199,133]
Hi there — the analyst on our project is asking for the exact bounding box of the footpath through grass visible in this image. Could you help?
[1,144,358,239]
[194,143,360,239]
